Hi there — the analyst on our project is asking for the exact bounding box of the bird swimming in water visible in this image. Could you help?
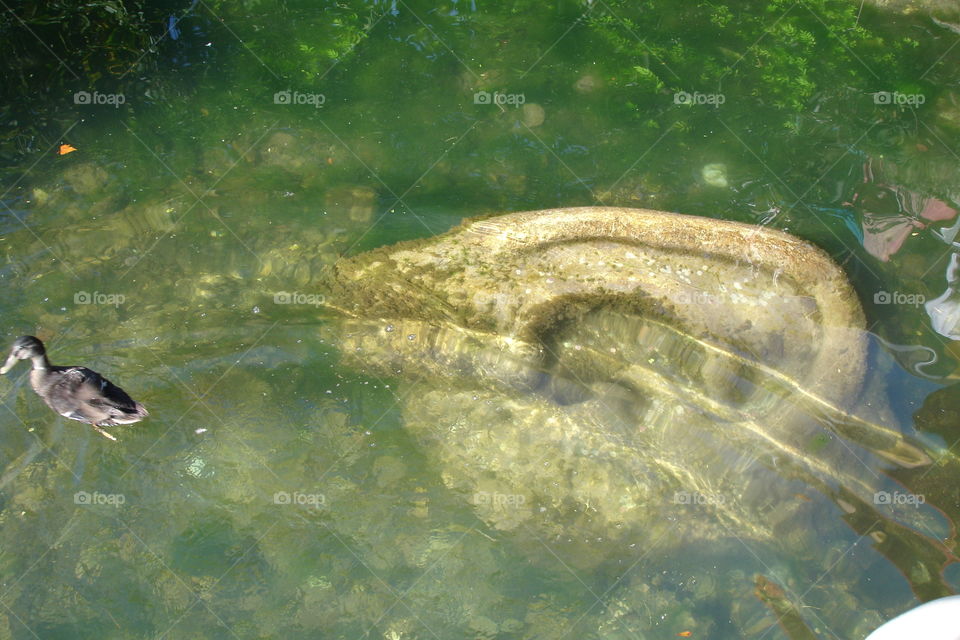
[0,335,148,441]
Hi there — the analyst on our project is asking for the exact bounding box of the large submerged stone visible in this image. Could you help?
[320,207,929,566]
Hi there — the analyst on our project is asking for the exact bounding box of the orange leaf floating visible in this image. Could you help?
[58,144,77,155]
[677,632,693,638]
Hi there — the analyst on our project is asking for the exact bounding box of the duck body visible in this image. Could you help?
[1,336,147,440]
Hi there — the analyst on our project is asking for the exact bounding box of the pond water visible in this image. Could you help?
[1,1,959,639]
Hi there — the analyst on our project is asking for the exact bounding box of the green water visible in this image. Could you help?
[1,1,959,638]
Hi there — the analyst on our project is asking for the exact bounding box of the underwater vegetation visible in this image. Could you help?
[589,0,929,125]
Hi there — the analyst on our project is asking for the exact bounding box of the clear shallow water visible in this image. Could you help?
[1,1,959,638]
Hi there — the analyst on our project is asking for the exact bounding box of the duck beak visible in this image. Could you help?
[0,351,18,374]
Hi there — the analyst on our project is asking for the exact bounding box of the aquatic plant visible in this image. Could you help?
[588,0,927,123]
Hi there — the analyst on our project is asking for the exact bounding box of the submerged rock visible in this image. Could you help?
[62,163,109,196]
[323,185,377,224]
[521,103,545,128]
[701,162,729,188]
[573,73,603,94]
[319,207,934,632]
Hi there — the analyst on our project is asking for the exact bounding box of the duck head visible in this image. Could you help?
[0,336,48,374]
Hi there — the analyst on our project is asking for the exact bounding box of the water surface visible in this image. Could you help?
[1,1,959,638]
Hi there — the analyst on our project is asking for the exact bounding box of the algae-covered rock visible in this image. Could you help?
[521,103,546,128]
[321,206,927,502]
[324,207,872,407]
[62,163,109,196]
[324,185,377,224]
[319,207,934,632]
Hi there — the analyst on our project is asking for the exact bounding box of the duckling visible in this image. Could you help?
[0,335,148,440]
